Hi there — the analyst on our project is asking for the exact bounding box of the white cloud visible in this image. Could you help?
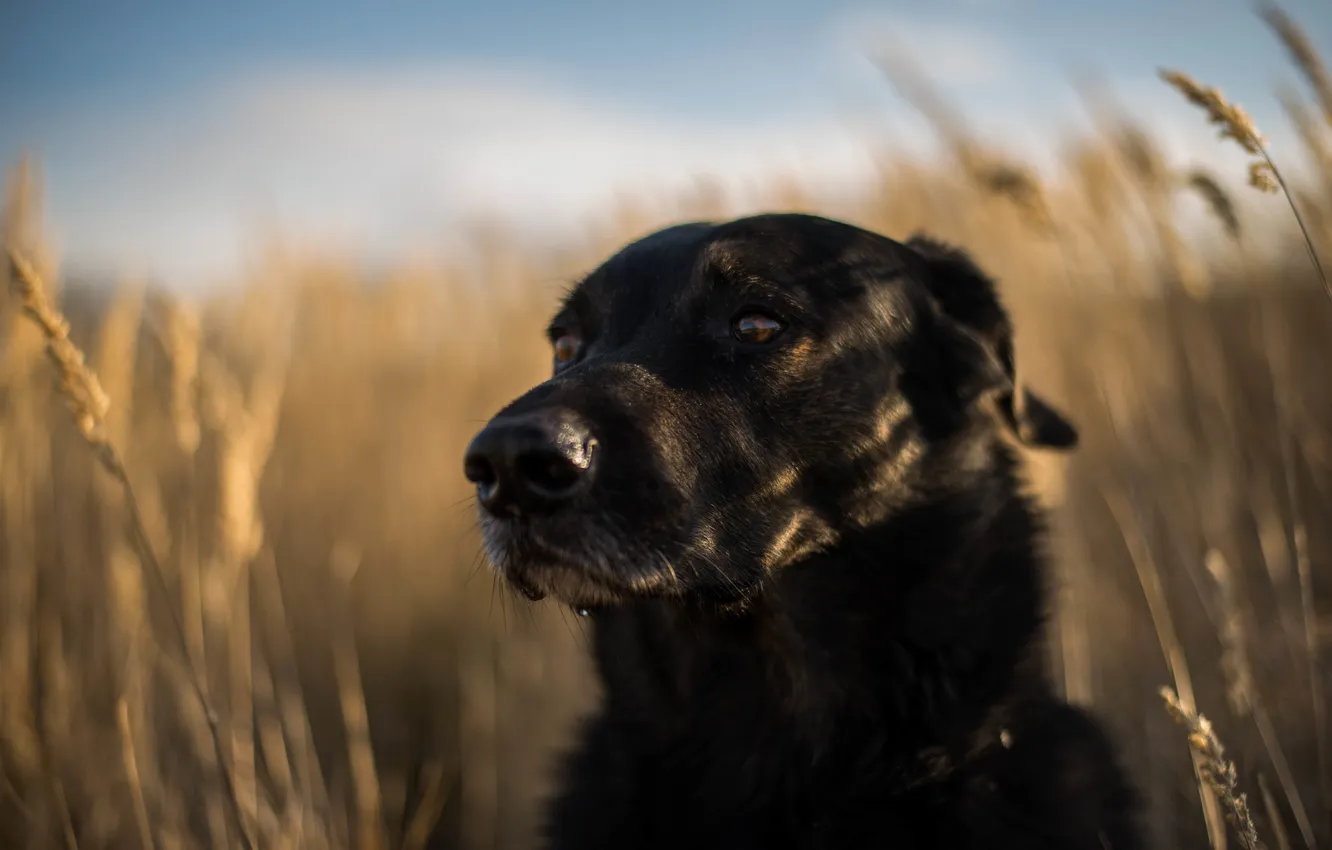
[39,65,890,285]
[30,57,1310,287]
[831,12,1017,88]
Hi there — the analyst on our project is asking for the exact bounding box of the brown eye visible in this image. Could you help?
[552,333,582,367]
[732,312,785,345]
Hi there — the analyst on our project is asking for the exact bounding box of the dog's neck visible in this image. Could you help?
[590,447,1050,788]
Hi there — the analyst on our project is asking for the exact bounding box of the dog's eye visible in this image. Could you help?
[552,332,582,368]
[731,312,785,345]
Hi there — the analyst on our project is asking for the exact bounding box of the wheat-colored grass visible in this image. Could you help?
[1162,687,1267,850]
[1260,2,1332,127]
[3,9,1332,849]
[1185,170,1242,241]
[1161,68,1328,299]
[5,206,255,849]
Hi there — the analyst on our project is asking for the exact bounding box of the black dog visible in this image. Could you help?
[463,214,1142,849]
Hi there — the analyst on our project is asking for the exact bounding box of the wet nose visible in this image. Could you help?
[463,410,598,517]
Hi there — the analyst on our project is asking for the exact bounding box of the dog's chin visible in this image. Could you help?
[502,561,632,609]
[480,516,677,610]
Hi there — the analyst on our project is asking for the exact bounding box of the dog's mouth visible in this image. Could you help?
[478,514,678,610]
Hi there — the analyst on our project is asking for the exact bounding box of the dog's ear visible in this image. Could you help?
[905,234,1078,451]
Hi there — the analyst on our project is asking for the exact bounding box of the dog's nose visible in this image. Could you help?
[463,410,598,516]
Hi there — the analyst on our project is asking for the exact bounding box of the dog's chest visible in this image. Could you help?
[626,774,970,850]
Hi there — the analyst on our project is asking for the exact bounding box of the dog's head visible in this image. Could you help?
[463,214,1075,610]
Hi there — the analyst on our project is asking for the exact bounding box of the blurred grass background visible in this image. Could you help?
[3,6,1332,850]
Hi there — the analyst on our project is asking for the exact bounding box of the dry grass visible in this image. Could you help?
[2,7,1332,849]
[1162,686,1267,850]
[1159,67,1327,298]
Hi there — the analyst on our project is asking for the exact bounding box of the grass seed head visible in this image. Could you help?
[6,246,111,446]
[1248,161,1279,193]
[1160,687,1269,850]
[1160,70,1266,155]
[1185,169,1242,237]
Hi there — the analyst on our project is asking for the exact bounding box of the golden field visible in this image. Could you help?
[2,12,1332,850]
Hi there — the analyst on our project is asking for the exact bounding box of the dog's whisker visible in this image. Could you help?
[463,546,490,588]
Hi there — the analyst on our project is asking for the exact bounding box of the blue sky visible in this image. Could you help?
[1,0,1328,284]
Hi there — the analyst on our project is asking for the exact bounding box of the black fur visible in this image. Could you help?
[464,214,1143,849]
